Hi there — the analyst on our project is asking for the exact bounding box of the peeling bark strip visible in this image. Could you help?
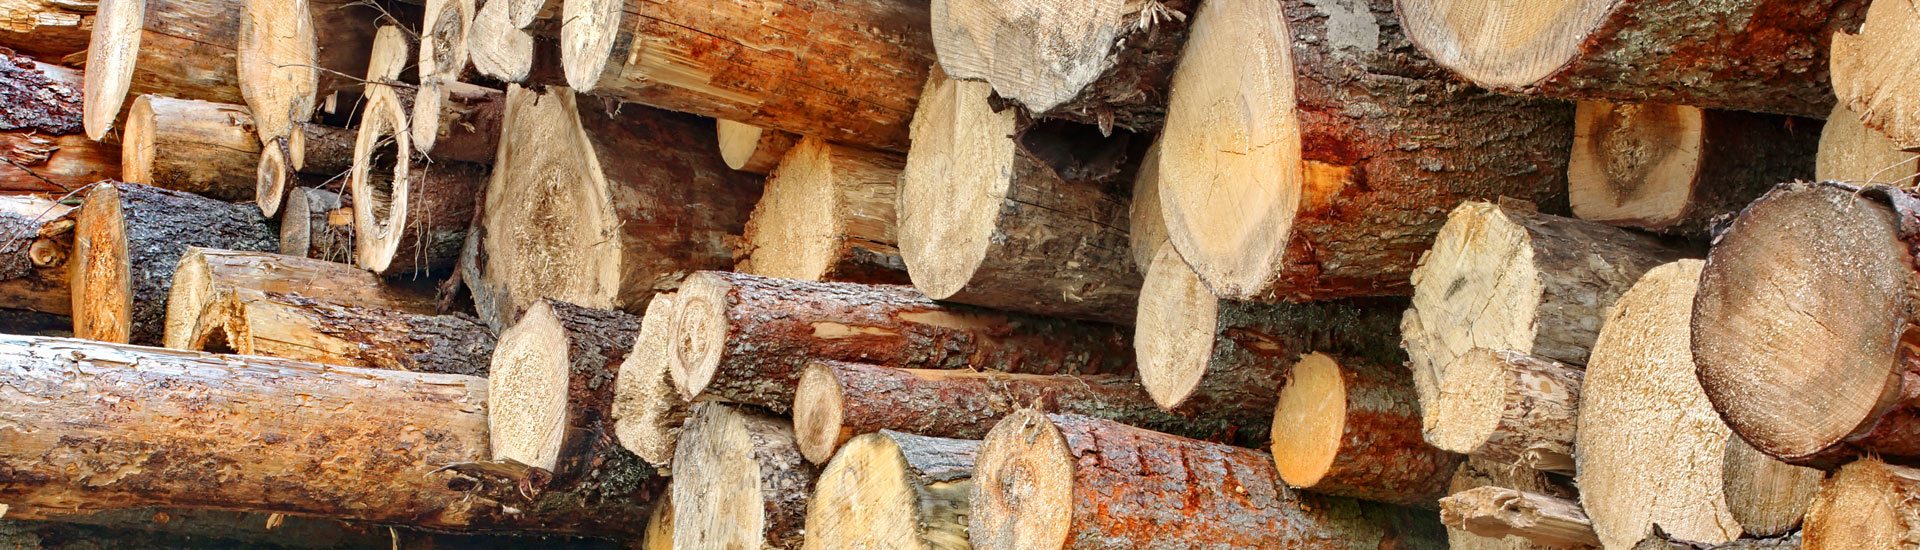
[803,431,976,550]
[737,136,906,285]
[120,95,260,201]
[0,0,96,60]
[1157,0,1574,303]
[672,403,817,550]
[1423,348,1583,475]
[1803,457,1920,550]
[1569,102,1820,237]
[969,410,1447,550]
[1270,352,1462,508]
[1440,487,1602,549]
[71,182,276,346]
[670,270,1135,413]
[1447,457,1581,550]
[0,195,76,317]
[1399,0,1861,117]
[556,0,934,152]
[1692,182,1920,469]
[82,0,246,139]
[235,0,385,146]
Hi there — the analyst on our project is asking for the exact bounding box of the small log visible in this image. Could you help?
[412,81,503,163]
[0,195,75,317]
[472,85,759,330]
[275,185,353,262]
[610,293,686,468]
[466,0,543,83]
[1403,200,1689,410]
[1441,487,1602,549]
[501,0,552,28]
[413,0,473,148]
[930,0,1194,131]
[162,247,437,351]
[737,136,906,284]
[1424,348,1583,474]
[1449,457,1582,550]
[1399,0,1858,117]
[1127,139,1165,271]
[1155,0,1573,302]
[81,0,244,139]
[0,0,94,60]
[1133,243,1402,426]
[235,0,384,145]
[1579,259,1742,549]
[715,119,797,175]
[792,360,1239,466]
[556,0,934,152]
[1817,102,1919,185]
[1802,457,1920,550]
[349,87,489,274]
[255,121,355,217]
[121,95,259,201]
[1637,533,1803,550]
[1831,0,1920,150]
[671,402,816,550]
[670,270,1134,412]
[71,182,276,345]
[1270,351,1462,507]
[802,431,975,550]
[1722,436,1824,538]
[1569,102,1819,237]
[969,409,1445,550]
[898,70,1141,323]
[182,287,494,376]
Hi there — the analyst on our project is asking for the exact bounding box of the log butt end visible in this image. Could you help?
[1423,347,1508,456]
[896,71,1014,302]
[1270,352,1344,488]
[612,293,686,468]
[671,402,811,550]
[487,299,572,472]
[1404,201,1542,406]
[669,271,729,400]
[739,138,846,282]
[1804,457,1920,550]
[793,361,848,465]
[71,181,131,343]
[968,408,1074,550]
[1134,243,1219,410]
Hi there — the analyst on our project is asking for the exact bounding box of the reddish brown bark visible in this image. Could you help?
[1270,352,1463,508]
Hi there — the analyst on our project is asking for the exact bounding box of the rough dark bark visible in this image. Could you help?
[0,55,113,193]
[1,52,82,135]
[1570,103,1821,237]
[71,182,276,345]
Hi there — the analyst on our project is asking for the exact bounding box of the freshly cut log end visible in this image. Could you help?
[235,0,316,147]
[120,95,261,201]
[1803,457,1920,550]
[256,139,291,216]
[1692,182,1920,467]
[1424,348,1582,474]
[468,0,535,83]
[487,299,586,473]
[1128,140,1166,271]
[79,0,146,139]
[1133,245,1217,409]
[671,402,816,550]
[716,120,798,175]
[802,431,976,550]
[1568,101,1817,236]
[1270,352,1461,507]
[1722,436,1824,538]
[72,182,276,345]
[966,409,1074,550]
[793,361,847,465]
[1817,102,1920,185]
[1831,0,1920,150]
[1579,259,1742,549]
[738,136,905,284]
[1440,487,1602,549]
[611,293,687,468]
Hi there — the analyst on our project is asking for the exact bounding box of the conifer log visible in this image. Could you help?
[1156,0,1573,302]
[81,0,244,139]
[0,0,94,60]
[0,195,75,317]
[472,85,759,330]
[1635,534,1803,550]
[1403,200,1689,411]
[1448,457,1581,550]
[0,57,114,191]
[180,287,494,376]
[71,182,275,345]
[556,0,933,152]
[1803,457,1920,550]
[930,0,1194,131]
[1580,260,1742,549]
[792,360,1239,466]
[670,270,1134,412]
[466,0,541,83]
[255,121,355,217]
[969,410,1446,550]
[0,133,118,193]
[671,403,817,550]
[1692,182,1920,468]
[1398,0,1858,117]
[1830,0,1920,150]
[1270,352,1461,507]
[350,87,489,274]
[120,95,259,201]
[1128,139,1166,271]
[276,185,353,262]
[235,0,383,146]
[610,293,685,468]
[715,119,797,175]
[1569,102,1819,237]
[411,0,472,154]
[898,71,1141,323]
[737,136,905,284]
[1817,103,1918,185]
[1424,348,1583,474]
[1722,437,1825,538]
[1133,243,1402,426]
[803,431,975,550]
[412,81,504,163]
[1441,487,1602,549]
[161,247,437,351]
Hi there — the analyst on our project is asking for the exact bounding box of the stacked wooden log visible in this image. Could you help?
[2,0,1914,547]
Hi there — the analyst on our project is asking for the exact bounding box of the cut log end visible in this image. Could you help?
[81,0,145,140]
[487,299,573,472]
[120,95,158,185]
[1803,457,1920,550]
[1424,348,1581,474]
[740,138,852,281]
[557,0,620,90]
[1818,102,1920,185]
[1722,436,1824,538]
[671,403,813,550]
[611,293,686,467]
[1397,0,1612,89]
[716,120,775,173]
[256,139,291,217]
[419,0,473,89]
[931,0,1135,116]
[468,0,534,83]
[1134,243,1221,410]
[410,80,446,155]
[793,361,847,465]
[896,72,1016,301]
[803,431,975,550]
[1128,140,1166,271]
[349,91,410,273]
[160,247,216,350]
[968,408,1074,550]
[1569,101,1705,228]
[483,86,625,317]
[235,0,318,146]
[71,182,131,344]
[1270,352,1344,489]
[1403,201,1544,403]
[1830,0,1920,150]
[1423,347,1508,457]
[278,186,351,263]
[668,271,728,400]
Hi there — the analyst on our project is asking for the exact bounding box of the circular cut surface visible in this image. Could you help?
[1569,102,1705,226]
[969,409,1072,550]
[1803,459,1905,550]
[236,0,316,145]
[487,300,571,471]
[717,119,766,171]
[1155,0,1300,298]
[743,139,842,281]
[257,139,290,217]
[1396,0,1612,88]
[933,0,1126,113]
[1404,201,1540,403]
[793,362,845,465]
[803,433,921,550]
[348,91,410,273]
[72,183,130,343]
[1134,243,1221,409]
[673,403,767,550]
[1693,186,1912,461]
[1422,347,1506,454]
[896,73,1015,300]
[121,95,157,184]
[1270,352,1345,488]
[161,248,214,350]
[669,272,729,399]
[558,0,622,90]
[1128,140,1167,271]
[485,88,621,315]
[81,0,147,139]
[1818,102,1920,184]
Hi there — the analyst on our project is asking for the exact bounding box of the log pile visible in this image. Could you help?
[2,0,1905,547]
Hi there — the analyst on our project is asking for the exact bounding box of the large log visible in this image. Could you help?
[1403,200,1689,411]
[1,57,115,193]
[737,135,905,285]
[1423,348,1583,474]
[802,431,975,550]
[1155,0,1573,302]
[1270,352,1461,507]
[256,121,355,217]
[1691,182,1920,467]
[1568,102,1819,237]
[1398,0,1859,117]
[471,85,759,330]
[70,182,276,345]
[349,83,490,275]
[235,0,384,146]
[1816,102,1919,185]
[609,293,685,468]
[555,0,934,152]
[1722,437,1825,538]
[275,184,353,262]
[1440,487,1603,549]
[161,247,437,350]
[120,95,259,201]
[968,410,1446,550]
[81,0,243,139]
[1579,259,1742,549]
[897,70,1141,323]
[671,402,817,550]
[0,195,75,317]
[1803,457,1920,550]
[0,0,94,60]
[1830,0,1920,150]
[412,81,503,163]
[670,270,1134,412]
[930,0,1195,131]
[714,119,796,175]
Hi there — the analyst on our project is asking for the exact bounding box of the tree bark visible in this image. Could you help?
[930,0,1195,131]
[969,410,1446,550]
[185,287,493,376]
[1830,0,1920,149]
[0,0,95,61]
[1636,534,1802,550]
[1156,0,1575,302]
[557,0,934,152]
[488,298,654,499]
[1441,487,1603,549]
[1569,102,1820,237]
[671,270,1134,413]
[715,119,797,175]
[81,0,245,139]
[1817,102,1919,186]
[235,0,386,146]
[0,195,75,317]
[1721,436,1824,538]
[1803,457,1920,550]
[71,182,277,345]
[1448,457,1582,550]
[1270,352,1462,508]
[802,431,975,550]
[120,95,260,201]
[610,293,686,469]
[275,184,353,262]
[1399,0,1860,117]
[737,136,906,285]
[472,85,760,331]
[1423,348,1583,474]
[671,402,816,550]
[162,248,437,347]
[411,81,503,163]
[0,57,113,192]
[2,51,82,135]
